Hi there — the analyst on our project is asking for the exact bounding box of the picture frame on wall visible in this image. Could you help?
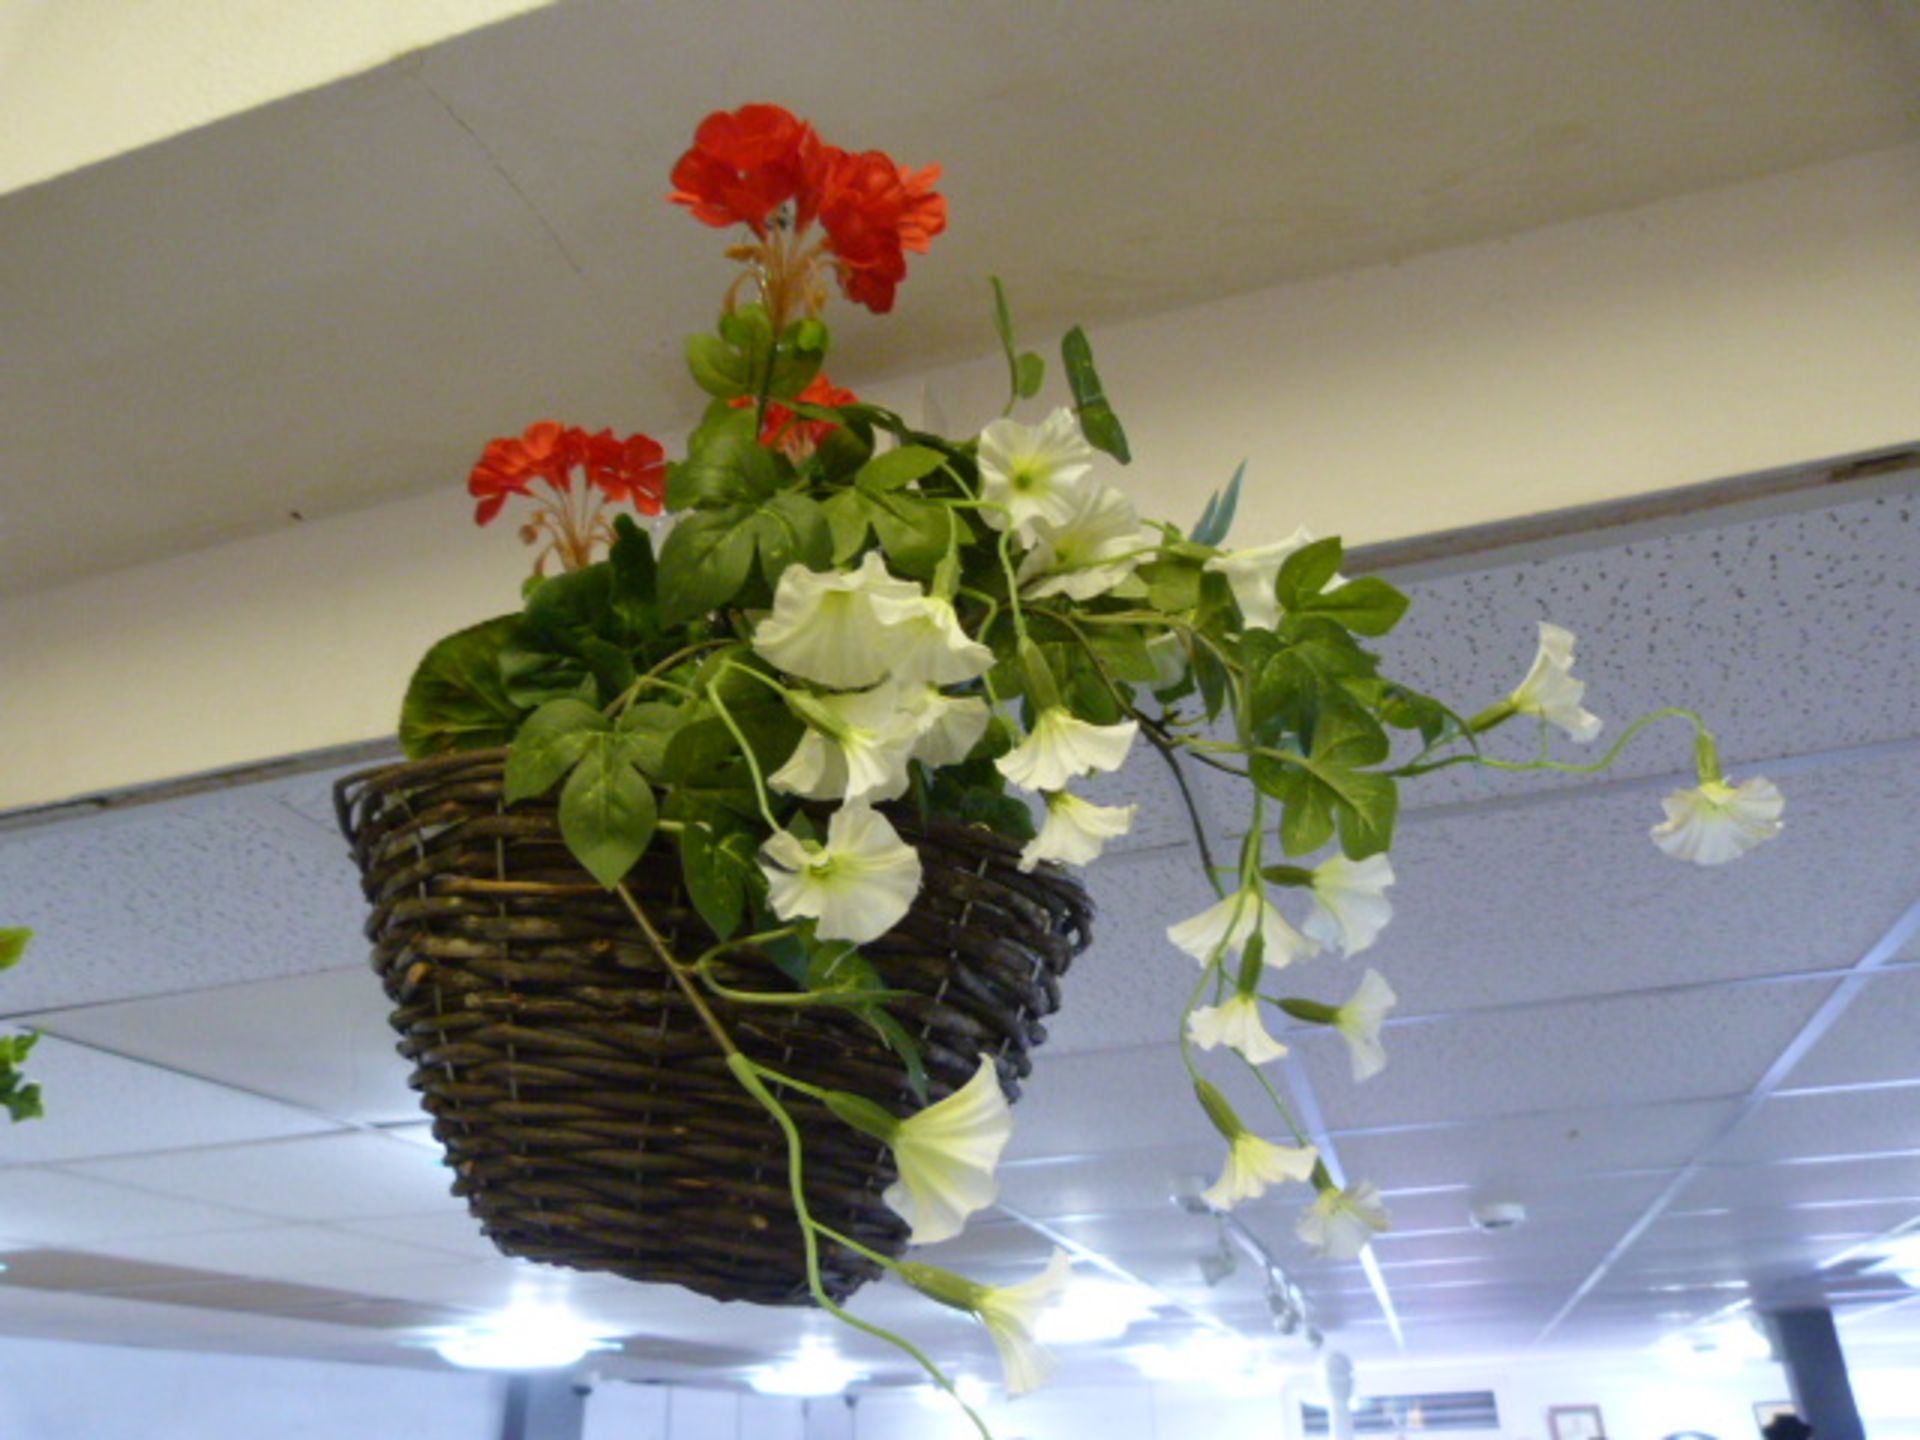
[1549,1405,1607,1440]
[1755,1403,1799,1434]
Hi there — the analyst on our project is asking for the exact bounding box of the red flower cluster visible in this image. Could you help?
[468,421,665,526]
[731,374,860,462]
[670,104,947,314]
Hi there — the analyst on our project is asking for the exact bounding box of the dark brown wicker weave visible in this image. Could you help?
[335,749,1092,1306]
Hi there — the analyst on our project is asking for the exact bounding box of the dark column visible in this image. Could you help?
[1762,1306,1864,1440]
[499,1373,587,1440]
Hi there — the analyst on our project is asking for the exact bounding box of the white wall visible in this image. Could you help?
[835,1350,1920,1440]
[583,1379,804,1440]
[3,143,1917,812]
[0,1334,505,1440]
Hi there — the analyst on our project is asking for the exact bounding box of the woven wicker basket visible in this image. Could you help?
[335,749,1093,1305]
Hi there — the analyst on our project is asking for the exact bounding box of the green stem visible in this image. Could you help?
[704,676,780,830]
[728,1058,991,1440]
[1392,706,1707,779]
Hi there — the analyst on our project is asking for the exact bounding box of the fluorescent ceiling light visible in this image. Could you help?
[1130,1332,1259,1385]
[433,1306,611,1370]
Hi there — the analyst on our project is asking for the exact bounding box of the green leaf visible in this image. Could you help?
[822,489,871,563]
[399,616,528,759]
[4,1080,44,1123]
[1139,555,1203,614]
[868,492,967,579]
[767,317,830,400]
[1191,462,1245,548]
[657,507,759,622]
[686,332,754,400]
[1061,325,1130,463]
[861,1005,930,1106]
[678,811,761,941]
[503,698,608,804]
[558,738,659,888]
[615,700,688,777]
[668,407,781,510]
[749,492,833,589]
[0,929,29,972]
[1297,576,1411,637]
[855,444,946,493]
[1275,537,1345,610]
[1014,352,1045,399]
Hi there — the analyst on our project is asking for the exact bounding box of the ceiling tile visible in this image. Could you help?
[1678,1151,1920,1213]
[84,1224,471,1291]
[1299,980,1833,1130]
[0,1037,335,1164]
[1778,968,1920,1090]
[1714,1084,1920,1165]
[0,1170,273,1245]
[64,1133,464,1223]
[33,968,421,1126]
[1328,1100,1737,1191]
[0,790,369,1012]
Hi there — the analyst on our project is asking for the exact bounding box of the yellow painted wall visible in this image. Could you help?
[3,143,1917,811]
[0,0,558,195]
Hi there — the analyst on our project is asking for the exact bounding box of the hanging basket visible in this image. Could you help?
[334,749,1093,1305]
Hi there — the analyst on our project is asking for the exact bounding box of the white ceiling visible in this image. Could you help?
[3,1,1919,595]
[4,475,1917,1387]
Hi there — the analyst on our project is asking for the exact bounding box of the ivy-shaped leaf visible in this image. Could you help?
[558,737,659,888]
[503,698,607,804]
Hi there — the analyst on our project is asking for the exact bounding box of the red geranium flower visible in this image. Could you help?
[579,429,666,514]
[732,374,859,462]
[817,150,947,314]
[669,103,817,236]
[468,420,570,525]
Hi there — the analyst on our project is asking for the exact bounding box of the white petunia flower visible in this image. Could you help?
[868,591,996,686]
[883,1055,1014,1244]
[1145,631,1188,690]
[759,805,923,944]
[1301,853,1396,956]
[995,708,1138,793]
[1166,882,1318,968]
[1016,482,1152,601]
[973,1249,1072,1395]
[1333,968,1398,1082]
[771,682,922,804]
[1202,1131,1319,1210]
[900,1249,1072,1397]
[1018,790,1136,871]
[898,684,992,768]
[977,409,1098,542]
[1202,525,1328,631]
[751,551,923,689]
[1187,992,1289,1066]
[1508,622,1603,742]
[1296,1180,1391,1260]
[1650,775,1784,865]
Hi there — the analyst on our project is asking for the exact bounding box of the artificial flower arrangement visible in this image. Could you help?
[349,104,1784,1431]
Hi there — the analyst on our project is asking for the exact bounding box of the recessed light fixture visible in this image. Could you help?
[749,1343,863,1397]
[433,1305,612,1370]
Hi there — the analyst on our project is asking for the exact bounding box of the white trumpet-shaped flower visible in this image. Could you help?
[899,684,992,768]
[1019,790,1136,871]
[759,805,922,944]
[1650,775,1784,865]
[1508,622,1602,742]
[771,682,922,804]
[1301,853,1395,956]
[1187,991,1289,1066]
[996,708,1138,793]
[1333,968,1398,1082]
[974,1249,1072,1395]
[900,1249,1072,1397]
[751,551,923,689]
[977,409,1098,542]
[883,1055,1014,1245]
[868,591,996,686]
[1202,1131,1319,1210]
[1202,525,1327,631]
[1167,883,1318,968]
[1296,1180,1391,1260]
[1016,482,1152,601]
